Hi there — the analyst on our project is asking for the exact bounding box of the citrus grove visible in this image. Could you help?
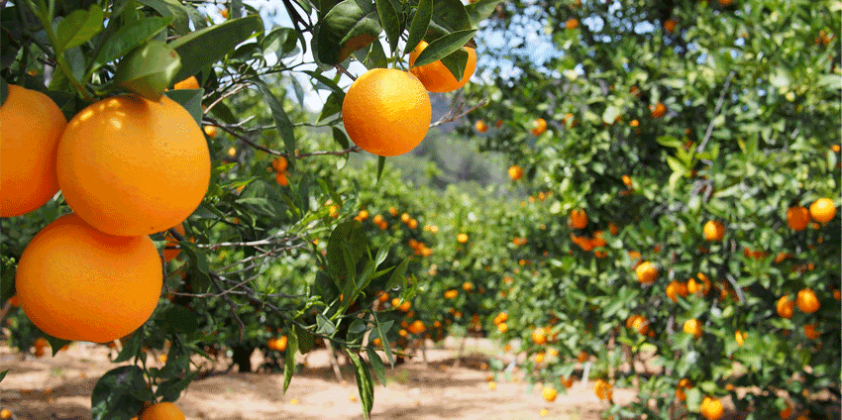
[1,1,840,420]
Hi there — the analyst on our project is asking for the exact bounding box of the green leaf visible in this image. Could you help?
[372,313,395,367]
[156,370,197,402]
[602,105,620,124]
[163,305,198,334]
[44,336,72,357]
[56,5,104,52]
[353,39,389,69]
[427,0,472,40]
[296,324,315,354]
[0,369,7,383]
[377,156,386,183]
[375,0,400,54]
[440,48,468,81]
[405,0,432,54]
[411,29,476,67]
[169,15,263,84]
[90,366,146,420]
[113,328,143,363]
[262,27,301,60]
[0,77,8,108]
[283,327,299,394]
[91,17,173,72]
[316,313,337,336]
[254,78,297,169]
[465,0,500,27]
[1,262,14,302]
[115,40,182,101]
[137,0,190,34]
[332,127,351,169]
[366,347,387,387]
[326,221,367,278]
[316,0,381,65]
[318,90,344,122]
[347,352,374,419]
[163,88,204,126]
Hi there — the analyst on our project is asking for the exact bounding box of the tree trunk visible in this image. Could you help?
[231,345,253,373]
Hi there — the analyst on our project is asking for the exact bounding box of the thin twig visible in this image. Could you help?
[430,99,489,128]
[334,64,357,81]
[696,71,736,155]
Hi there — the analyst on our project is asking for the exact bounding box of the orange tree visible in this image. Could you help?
[457,0,840,419]
[0,0,501,418]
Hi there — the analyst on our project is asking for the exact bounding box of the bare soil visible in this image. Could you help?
[0,336,634,420]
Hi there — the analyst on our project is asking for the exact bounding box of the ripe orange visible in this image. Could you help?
[531,118,547,136]
[409,41,477,93]
[635,261,658,284]
[666,280,682,302]
[462,282,473,292]
[272,157,289,172]
[173,76,199,90]
[804,324,820,339]
[0,408,11,419]
[203,125,217,138]
[577,350,588,363]
[457,233,469,244]
[622,175,632,187]
[475,119,489,133]
[569,209,588,229]
[776,295,794,318]
[408,320,425,335]
[735,330,747,347]
[565,18,579,30]
[444,289,458,299]
[508,165,524,181]
[8,294,19,307]
[809,198,836,223]
[683,319,703,338]
[650,102,667,118]
[796,288,820,313]
[780,404,792,419]
[542,386,558,402]
[497,323,508,333]
[57,95,210,236]
[16,214,162,343]
[787,206,811,230]
[399,301,411,312]
[532,327,548,345]
[0,84,68,217]
[703,220,725,241]
[700,396,723,420]
[664,19,677,33]
[594,379,612,400]
[342,69,431,156]
[275,171,289,186]
[140,402,185,420]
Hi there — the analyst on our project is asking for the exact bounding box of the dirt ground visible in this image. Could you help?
[0,336,636,420]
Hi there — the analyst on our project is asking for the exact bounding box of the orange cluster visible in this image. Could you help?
[272,156,289,186]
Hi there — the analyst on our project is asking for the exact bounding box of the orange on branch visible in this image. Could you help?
[342,69,431,156]
[57,95,210,236]
[409,41,477,93]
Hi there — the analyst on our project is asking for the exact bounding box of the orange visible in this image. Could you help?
[735,330,747,347]
[542,386,558,402]
[577,350,588,363]
[275,171,289,186]
[342,68,431,156]
[497,323,508,333]
[57,95,210,237]
[162,223,194,262]
[780,404,792,419]
[622,175,632,186]
[666,280,682,302]
[809,198,836,223]
[0,409,11,419]
[444,289,458,299]
[717,0,733,5]
[650,102,667,118]
[664,19,677,33]
[140,402,185,420]
[203,125,217,138]
[457,233,469,244]
[409,41,477,93]
[532,327,548,345]
[796,288,820,313]
[635,261,658,284]
[462,282,473,292]
[273,157,289,172]
[8,294,19,307]
[703,220,725,241]
[804,324,820,339]
[276,336,288,351]
[630,119,639,127]
[531,118,547,136]
[173,76,199,90]
[399,301,411,312]
[569,209,588,229]
[508,165,524,181]
[700,396,723,420]
[566,18,579,30]
[0,84,68,217]
[683,319,703,338]
[776,295,794,318]
[594,379,612,400]
[16,214,162,343]
[475,119,488,132]
[786,206,811,230]
[220,8,228,18]
[408,320,426,335]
